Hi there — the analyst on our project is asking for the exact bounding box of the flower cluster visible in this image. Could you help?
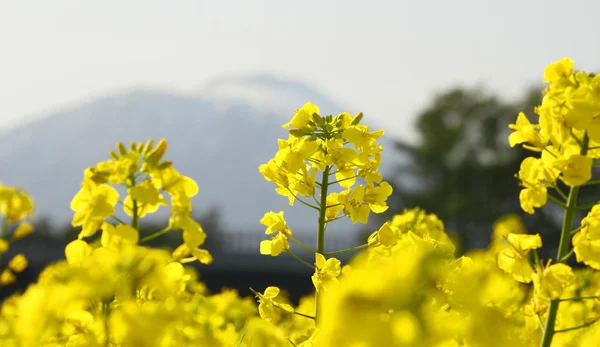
[0,185,34,286]
[509,58,600,213]
[256,104,394,330]
[3,58,600,347]
[505,58,600,346]
[69,139,210,265]
[259,102,392,226]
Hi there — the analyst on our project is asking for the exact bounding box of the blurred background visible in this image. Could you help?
[1,0,599,302]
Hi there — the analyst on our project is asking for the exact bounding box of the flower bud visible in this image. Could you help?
[311,113,324,126]
[8,254,27,273]
[288,129,306,137]
[0,240,8,254]
[13,222,33,239]
[0,269,15,285]
[117,142,128,156]
[109,150,120,160]
[351,112,364,125]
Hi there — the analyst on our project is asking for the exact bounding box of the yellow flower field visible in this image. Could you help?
[1,58,600,346]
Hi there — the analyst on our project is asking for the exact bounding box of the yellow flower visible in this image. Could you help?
[554,154,592,187]
[543,57,574,84]
[532,262,575,300]
[260,234,290,257]
[290,165,317,198]
[172,244,213,265]
[144,138,168,167]
[65,240,92,265]
[282,102,320,130]
[497,233,542,283]
[508,112,545,149]
[8,254,28,273]
[250,286,294,323]
[123,180,167,218]
[260,211,289,235]
[171,216,212,265]
[0,269,16,285]
[517,157,548,214]
[71,183,119,238]
[325,193,343,221]
[100,223,139,249]
[311,253,341,293]
[342,124,384,154]
[323,140,359,187]
[151,167,198,197]
[0,187,34,223]
[275,137,320,174]
[573,204,600,269]
[356,150,383,186]
[259,211,292,257]
[338,186,370,224]
[0,239,9,254]
[368,222,399,248]
[363,181,393,213]
[492,214,526,242]
[13,222,34,239]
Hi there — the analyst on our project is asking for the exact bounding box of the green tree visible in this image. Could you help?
[388,86,561,252]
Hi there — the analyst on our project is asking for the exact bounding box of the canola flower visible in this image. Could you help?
[0,185,34,286]
[0,58,600,346]
[258,103,393,321]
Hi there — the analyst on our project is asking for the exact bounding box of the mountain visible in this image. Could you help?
[0,75,398,235]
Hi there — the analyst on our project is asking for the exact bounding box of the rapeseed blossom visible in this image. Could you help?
[2,58,600,346]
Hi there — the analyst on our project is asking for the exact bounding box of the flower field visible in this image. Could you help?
[1,58,600,346]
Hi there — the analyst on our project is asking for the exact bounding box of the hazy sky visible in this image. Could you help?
[1,0,599,140]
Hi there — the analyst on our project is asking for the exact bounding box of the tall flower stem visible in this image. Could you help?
[314,165,330,319]
[541,133,588,347]
[128,175,139,229]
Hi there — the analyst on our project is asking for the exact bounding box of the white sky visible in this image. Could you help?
[1,0,599,140]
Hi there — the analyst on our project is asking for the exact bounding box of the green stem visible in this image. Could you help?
[533,249,542,268]
[541,186,580,346]
[559,248,575,263]
[0,216,8,267]
[289,235,316,253]
[576,201,599,210]
[312,195,320,205]
[0,217,8,240]
[559,296,599,302]
[570,130,584,147]
[555,317,600,333]
[317,167,330,255]
[553,186,568,201]
[547,194,567,209]
[583,179,600,186]
[324,244,368,256]
[315,165,330,320]
[328,175,357,186]
[540,132,589,347]
[140,226,171,243]
[237,332,247,347]
[325,215,346,224]
[286,188,321,211]
[110,215,127,225]
[129,175,139,229]
[293,311,316,320]
[286,250,315,270]
[537,314,546,333]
